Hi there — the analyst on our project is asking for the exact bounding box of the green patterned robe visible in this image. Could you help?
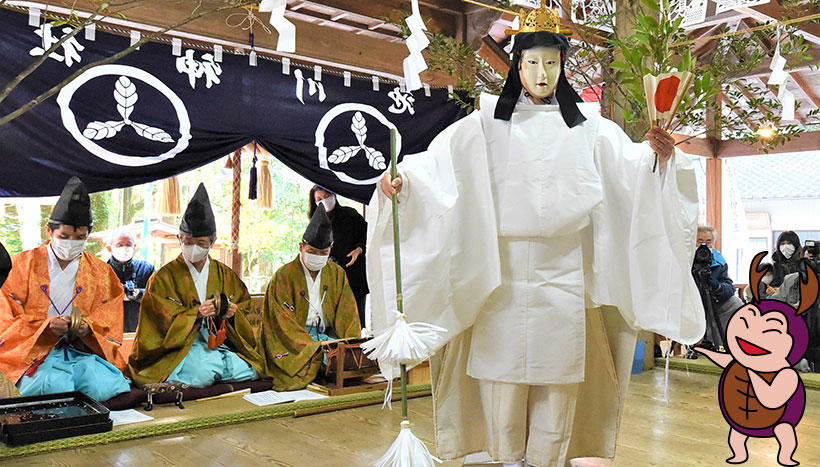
[128,256,263,386]
[259,256,361,390]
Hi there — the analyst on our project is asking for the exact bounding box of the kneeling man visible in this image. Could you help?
[260,204,361,390]
[128,184,262,387]
[0,177,130,401]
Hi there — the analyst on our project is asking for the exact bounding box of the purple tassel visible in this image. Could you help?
[249,141,258,200]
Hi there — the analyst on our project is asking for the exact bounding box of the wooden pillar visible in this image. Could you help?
[230,149,242,274]
[705,94,722,251]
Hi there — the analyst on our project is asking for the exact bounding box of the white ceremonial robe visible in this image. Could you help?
[366,93,705,462]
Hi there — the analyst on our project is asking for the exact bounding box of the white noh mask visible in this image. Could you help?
[519,46,561,100]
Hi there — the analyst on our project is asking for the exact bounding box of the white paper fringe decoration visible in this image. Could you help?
[362,310,446,367]
[362,310,446,409]
[374,421,442,467]
[259,0,296,53]
[402,0,429,91]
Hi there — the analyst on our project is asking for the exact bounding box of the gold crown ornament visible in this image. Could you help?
[505,0,573,36]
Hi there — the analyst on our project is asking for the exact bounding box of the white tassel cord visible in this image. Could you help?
[374,421,442,467]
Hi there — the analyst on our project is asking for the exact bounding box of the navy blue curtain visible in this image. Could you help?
[0,8,468,203]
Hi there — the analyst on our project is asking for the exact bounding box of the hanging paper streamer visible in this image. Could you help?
[249,141,259,200]
[402,0,429,91]
[768,30,787,86]
[258,0,295,53]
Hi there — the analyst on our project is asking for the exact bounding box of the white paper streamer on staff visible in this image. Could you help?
[402,0,429,91]
[362,309,447,408]
[258,0,296,53]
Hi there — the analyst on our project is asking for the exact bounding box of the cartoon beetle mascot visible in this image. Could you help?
[697,251,819,466]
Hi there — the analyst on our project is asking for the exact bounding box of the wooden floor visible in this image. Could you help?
[6,368,820,466]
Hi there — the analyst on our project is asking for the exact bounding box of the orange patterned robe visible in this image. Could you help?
[0,243,126,383]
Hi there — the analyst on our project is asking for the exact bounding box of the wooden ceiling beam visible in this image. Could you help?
[791,71,820,109]
[477,35,510,74]
[741,1,820,45]
[732,45,820,80]
[293,0,461,37]
[32,0,456,80]
[717,130,820,157]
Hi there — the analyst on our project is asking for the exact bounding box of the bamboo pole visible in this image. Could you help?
[389,129,409,421]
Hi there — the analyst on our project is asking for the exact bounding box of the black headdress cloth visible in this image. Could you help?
[303,203,333,250]
[180,183,217,237]
[49,176,93,227]
[494,31,586,128]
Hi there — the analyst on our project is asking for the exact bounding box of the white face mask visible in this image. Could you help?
[302,251,329,272]
[780,244,796,259]
[51,237,86,261]
[181,244,210,263]
[519,46,562,100]
[112,246,134,263]
[319,195,336,212]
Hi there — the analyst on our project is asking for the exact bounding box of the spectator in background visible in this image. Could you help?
[696,225,742,350]
[769,230,802,295]
[771,243,819,372]
[308,185,369,327]
[106,231,155,333]
[744,261,773,301]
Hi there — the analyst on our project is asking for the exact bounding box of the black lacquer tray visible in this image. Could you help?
[0,391,112,445]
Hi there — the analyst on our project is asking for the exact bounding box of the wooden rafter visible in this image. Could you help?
[792,71,820,109]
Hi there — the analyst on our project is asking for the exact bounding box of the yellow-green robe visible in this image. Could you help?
[128,255,263,386]
[259,256,361,390]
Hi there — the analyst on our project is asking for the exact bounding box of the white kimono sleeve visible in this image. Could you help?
[590,118,705,344]
[365,112,502,346]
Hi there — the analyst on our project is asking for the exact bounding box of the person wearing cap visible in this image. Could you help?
[309,185,369,327]
[128,184,262,387]
[0,177,131,402]
[369,3,704,466]
[106,230,155,333]
[258,203,361,390]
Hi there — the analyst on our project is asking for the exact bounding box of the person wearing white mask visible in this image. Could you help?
[770,231,803,295]
[106,231,155,332]
[128,183,263,388]
[259,202,361,390]
[309,185,369,327]
[0,177,131,402]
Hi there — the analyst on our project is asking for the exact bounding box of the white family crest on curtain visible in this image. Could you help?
[715,0,770,15]
[29,24,85,67]
[56,64,192,167]
[315,103,401,185]
[175,49,222,89]
[570,0,614,32]
[669,0,708,29]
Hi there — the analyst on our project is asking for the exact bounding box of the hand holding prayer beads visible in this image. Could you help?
[198,298,216,318]
[48,317,70,337]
